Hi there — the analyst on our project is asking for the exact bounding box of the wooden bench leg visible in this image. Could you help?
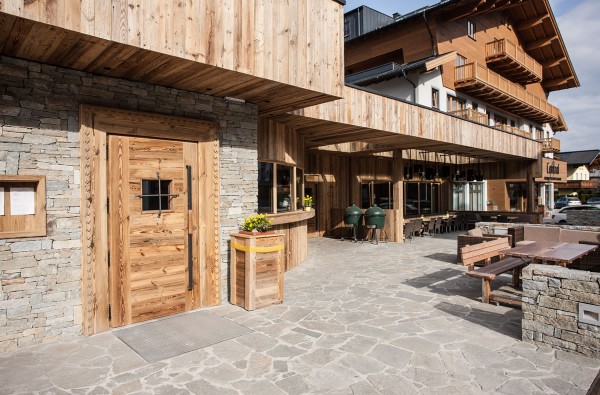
[482,279,491,304]
[512,267,522,288]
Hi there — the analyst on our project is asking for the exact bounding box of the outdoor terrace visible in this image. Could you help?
[0,236,598,393]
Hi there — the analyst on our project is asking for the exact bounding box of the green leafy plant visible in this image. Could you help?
[241,214,273,232]
[303,195,313,207]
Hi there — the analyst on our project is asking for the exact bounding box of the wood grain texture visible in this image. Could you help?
[0,175,46,238]
[80,105,219,335]
[1,0,344,101]
[230,233,284,310]
[257,117,305,168]
[277,86,541,161]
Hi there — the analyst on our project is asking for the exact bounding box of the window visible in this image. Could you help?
[258,162,304,214]
[276,164,292,212]
[404,182,441,216]
[472,103,478,111]
[467,20,476,40]
[0,175,46,238]
[452,181,485,211]
[258,162,273,213]
[455,54,467,67]
[344,20,350,38]
[361,182,393,209]
[448,95,466,112]
[431,88,439,109]
[141,179,172,211]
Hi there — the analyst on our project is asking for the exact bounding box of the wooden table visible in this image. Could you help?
[503,241,597,267]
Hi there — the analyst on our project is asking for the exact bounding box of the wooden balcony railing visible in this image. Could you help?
[449,108,489,125]
[495,124,530,138]
[486,39,543,84]
[538,138,561,152]
[455,63,560,125]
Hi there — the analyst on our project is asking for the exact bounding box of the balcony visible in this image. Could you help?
[538,138,561,152]
[496,124,530,138]
[455,63,561,126]
[486,39,543,85]
[449,108,488,124]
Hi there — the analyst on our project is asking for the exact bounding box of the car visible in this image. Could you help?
[586,197,600,207]
[542,205,600,224]
[553,196,582,209]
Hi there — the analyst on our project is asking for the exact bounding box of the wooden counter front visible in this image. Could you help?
[268,210,315,271]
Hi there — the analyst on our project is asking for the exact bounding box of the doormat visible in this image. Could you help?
[114,310,253,363]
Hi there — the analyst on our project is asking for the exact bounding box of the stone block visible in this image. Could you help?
[522,320,554,336]
[538,296,577,313]
[561,280,599,293]
[9,240,42,253]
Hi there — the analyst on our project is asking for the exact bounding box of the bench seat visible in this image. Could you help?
[465,257,531,305]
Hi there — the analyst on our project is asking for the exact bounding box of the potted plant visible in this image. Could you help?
[303,195,313,211]
[240,214,273,234]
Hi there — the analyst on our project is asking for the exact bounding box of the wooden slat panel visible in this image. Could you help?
[278,86,541,161]
[2,0,344,99]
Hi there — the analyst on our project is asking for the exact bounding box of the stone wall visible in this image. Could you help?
[567,211,600,227]
[522,264,600,358]
[0,55,258,352]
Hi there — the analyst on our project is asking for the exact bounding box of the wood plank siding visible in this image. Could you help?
[276,86,540,161]
[0,0,344,114]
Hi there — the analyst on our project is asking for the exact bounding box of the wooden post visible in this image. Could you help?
[392,149,404,243]
[526,160,537,214]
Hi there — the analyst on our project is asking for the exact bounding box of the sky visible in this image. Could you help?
[343,0,597,152]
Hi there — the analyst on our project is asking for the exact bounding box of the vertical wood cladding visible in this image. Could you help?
[1,0,344,99]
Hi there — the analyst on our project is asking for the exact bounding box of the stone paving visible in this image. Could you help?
[1,235,599,394]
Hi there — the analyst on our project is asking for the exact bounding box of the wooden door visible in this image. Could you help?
[108,135,198,327]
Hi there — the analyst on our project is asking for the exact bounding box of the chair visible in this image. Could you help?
[412,218,423,237]
[423,218,436,236]
[403,221,414,243]
[444,217,456,233]
[434,217,443,234]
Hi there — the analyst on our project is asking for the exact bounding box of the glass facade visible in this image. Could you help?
[405,182,441,216]
[361,182,392,209]
[452,181,485,211]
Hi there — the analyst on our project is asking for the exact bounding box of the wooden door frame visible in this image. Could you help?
[80,105,220,336]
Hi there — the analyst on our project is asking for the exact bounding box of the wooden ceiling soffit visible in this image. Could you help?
[543,76,575,90]
[0,14,340,116]
[524,36,556,51]
[516,14,549,31]
[445,0,526,21]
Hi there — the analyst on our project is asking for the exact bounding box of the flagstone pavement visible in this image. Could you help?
[1,235,599,394]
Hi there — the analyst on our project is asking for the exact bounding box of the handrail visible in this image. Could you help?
[455,62,559,120]
[486,39,543,81]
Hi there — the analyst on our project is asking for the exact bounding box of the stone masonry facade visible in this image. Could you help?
[522,264,600,358]
[0,55,258,352]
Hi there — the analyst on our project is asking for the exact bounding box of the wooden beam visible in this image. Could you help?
[516,14,549,31]
[543,76,574,89]
[542,57,565,68]
[445,0,487,21]
[525,36,556,51]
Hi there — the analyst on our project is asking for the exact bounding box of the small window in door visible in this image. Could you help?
[141,179,172,211]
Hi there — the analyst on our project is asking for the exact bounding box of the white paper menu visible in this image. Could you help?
[10,187,35,215]
[0,187,4,216]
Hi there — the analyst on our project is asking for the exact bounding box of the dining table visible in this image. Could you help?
[502,241,597,267]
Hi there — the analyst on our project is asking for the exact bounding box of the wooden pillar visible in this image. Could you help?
[526,160,537,213]
[392,149,404,243]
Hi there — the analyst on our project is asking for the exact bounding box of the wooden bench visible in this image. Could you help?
[460,237,531,305]
[459,237,511,270]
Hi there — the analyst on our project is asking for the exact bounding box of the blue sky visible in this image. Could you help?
[343,0,597,152]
